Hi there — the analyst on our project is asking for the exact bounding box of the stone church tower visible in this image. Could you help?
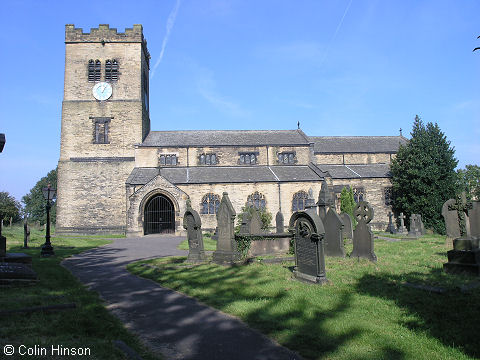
[56,25,151,234]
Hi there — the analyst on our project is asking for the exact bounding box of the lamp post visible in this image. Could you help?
[41,184,56,257]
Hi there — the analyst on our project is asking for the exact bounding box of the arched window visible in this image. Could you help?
[246,192,266,210]
[201,193,220,214]
[353,187,365,203]
[88,59,101,82]
[105,59,119,82]
[292,191,308,212]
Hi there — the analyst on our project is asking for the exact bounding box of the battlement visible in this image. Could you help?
[65,24,145,44]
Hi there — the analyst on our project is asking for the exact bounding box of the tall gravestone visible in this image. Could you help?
[213,192,241,265]
[340,212,353,240]
[290,207,328,284]
[397,212,408,234]
[469,201,480,238]
[276,211,284,233]
[408,214,421,238]
[183,200,206,263]
[324,208,345,257]
[0,215,6,258]
[417,214,426,235]
[317,180,334,221]
[351,201,377,262]
[386,212,396,234]
[23,217,30,249]
[249,209,263,234]
[442,199,461,239]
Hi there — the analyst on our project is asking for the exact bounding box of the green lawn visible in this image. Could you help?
[1,225,159,360]
[129,234,480,360]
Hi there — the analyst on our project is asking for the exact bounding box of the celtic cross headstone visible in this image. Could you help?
[183,199,206,263]
[351,201,377,262]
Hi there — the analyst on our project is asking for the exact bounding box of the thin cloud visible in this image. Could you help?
[151,0,181,79]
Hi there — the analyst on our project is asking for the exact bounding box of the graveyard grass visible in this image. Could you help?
[129,234,480,360]
[1,225,158,360]
[178,232,217,251]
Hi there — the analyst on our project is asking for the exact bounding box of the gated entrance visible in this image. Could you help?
[144,194,175,234]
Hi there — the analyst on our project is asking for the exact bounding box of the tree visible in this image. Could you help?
[22,168,57,225]
[0,192,22,223]
[457,164,480,201]
[340,186,356,226]
[390,115,458,234]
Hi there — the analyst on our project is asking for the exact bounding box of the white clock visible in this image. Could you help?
[92,82,112,101]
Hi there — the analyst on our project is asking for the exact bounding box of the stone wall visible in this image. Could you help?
[315,152,393,165]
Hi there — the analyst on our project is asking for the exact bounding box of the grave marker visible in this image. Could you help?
[324,208,345,257]
[386,211,396,234]
[397,212,407,234]
[249,209,263,234]
[213,192,241,265]
[23,217,30,249]
[351,201,377,262]
[183,200,206,263]
[275,211,284,233]
[340,212,353,240]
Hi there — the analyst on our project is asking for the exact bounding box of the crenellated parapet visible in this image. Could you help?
[65,24,145,44]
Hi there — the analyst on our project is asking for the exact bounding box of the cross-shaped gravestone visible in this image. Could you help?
[386,211,396,234]
[183,199,206,263]
[397,212,407,234]
[351,201,377,262]
[213,192,241,265]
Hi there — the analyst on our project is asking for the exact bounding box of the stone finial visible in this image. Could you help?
[317,180,334,207]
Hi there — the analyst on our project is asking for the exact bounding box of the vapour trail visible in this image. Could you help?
[318,0,353,68]
[151,0,182,79]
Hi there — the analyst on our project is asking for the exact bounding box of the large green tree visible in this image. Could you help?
[22,168,57,225]
[0,192,22,223]
[457,164,480,201]
[390,116,457,234]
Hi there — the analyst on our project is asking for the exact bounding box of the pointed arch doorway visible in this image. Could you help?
[144,194,175,234]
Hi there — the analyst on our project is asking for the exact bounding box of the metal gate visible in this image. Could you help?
[144,195,175,234]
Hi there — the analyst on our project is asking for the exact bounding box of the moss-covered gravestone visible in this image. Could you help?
[183,200,206,263]
[351,201,377,262]
[213,192,241,265]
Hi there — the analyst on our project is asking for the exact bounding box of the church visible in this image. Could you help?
[56,24,407,236]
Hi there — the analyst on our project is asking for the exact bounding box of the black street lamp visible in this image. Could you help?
[41,184,56,257]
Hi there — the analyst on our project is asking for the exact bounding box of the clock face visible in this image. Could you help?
[92,82,112,101]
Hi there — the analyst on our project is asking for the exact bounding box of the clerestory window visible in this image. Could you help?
[239,152,258,165]
[277,152,296,164]
[159,154,178,166]
[199,153,217,165]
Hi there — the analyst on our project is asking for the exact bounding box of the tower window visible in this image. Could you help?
[92,117,111,144]
[105,60,119,82]
[159,154,178,166]
[88,60,101,82]
[199,153,217,165]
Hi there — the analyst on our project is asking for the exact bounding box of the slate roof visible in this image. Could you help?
[316,164,391,179]
[140,130,311,147]
[310,136,407,154]
[126,165,325,185]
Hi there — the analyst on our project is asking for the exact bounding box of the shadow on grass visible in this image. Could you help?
[132,258,407,360]
[355,269,480,358]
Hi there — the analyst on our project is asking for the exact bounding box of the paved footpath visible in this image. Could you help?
[62,236,301,360]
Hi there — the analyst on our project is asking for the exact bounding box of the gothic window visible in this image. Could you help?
[92,117,111,144]
[105,60,119,82]
[88,59,101,82]
[199,153,217,165]
[246,192,266,210]
[353,187,365,203]
[239,152,257,165]
[292,191,308,212]
[277,152,296,164]
[201,193,220,214]
[384,187,393,206]
[159,154,178,166]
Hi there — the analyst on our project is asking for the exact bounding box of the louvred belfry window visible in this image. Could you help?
[105,60,119,82]
[88,60,101,82]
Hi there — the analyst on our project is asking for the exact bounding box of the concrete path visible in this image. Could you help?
[62,236,301,360]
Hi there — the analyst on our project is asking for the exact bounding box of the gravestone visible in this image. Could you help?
[397,212,408,234]
[239,214,250,235]
[0,262,38,285]
[212,227,218,241]
[417,214,426,235]
[340,212,353,240]
[213,192,241,265]
[249,209,263,234]
[290,207,327,284]
[468,201,480,238]
[351,201,377,262]
[275,211,284,233]
[408,214,421,238]
[183,200,206,263]
[442,199,461,239]
[23,217,30,249]
[324,208,345,257]
[386,212,396,234]
[317,180,334,221]
[0,215,5,258]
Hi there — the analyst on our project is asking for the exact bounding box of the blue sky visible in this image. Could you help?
[0,0,479,202]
